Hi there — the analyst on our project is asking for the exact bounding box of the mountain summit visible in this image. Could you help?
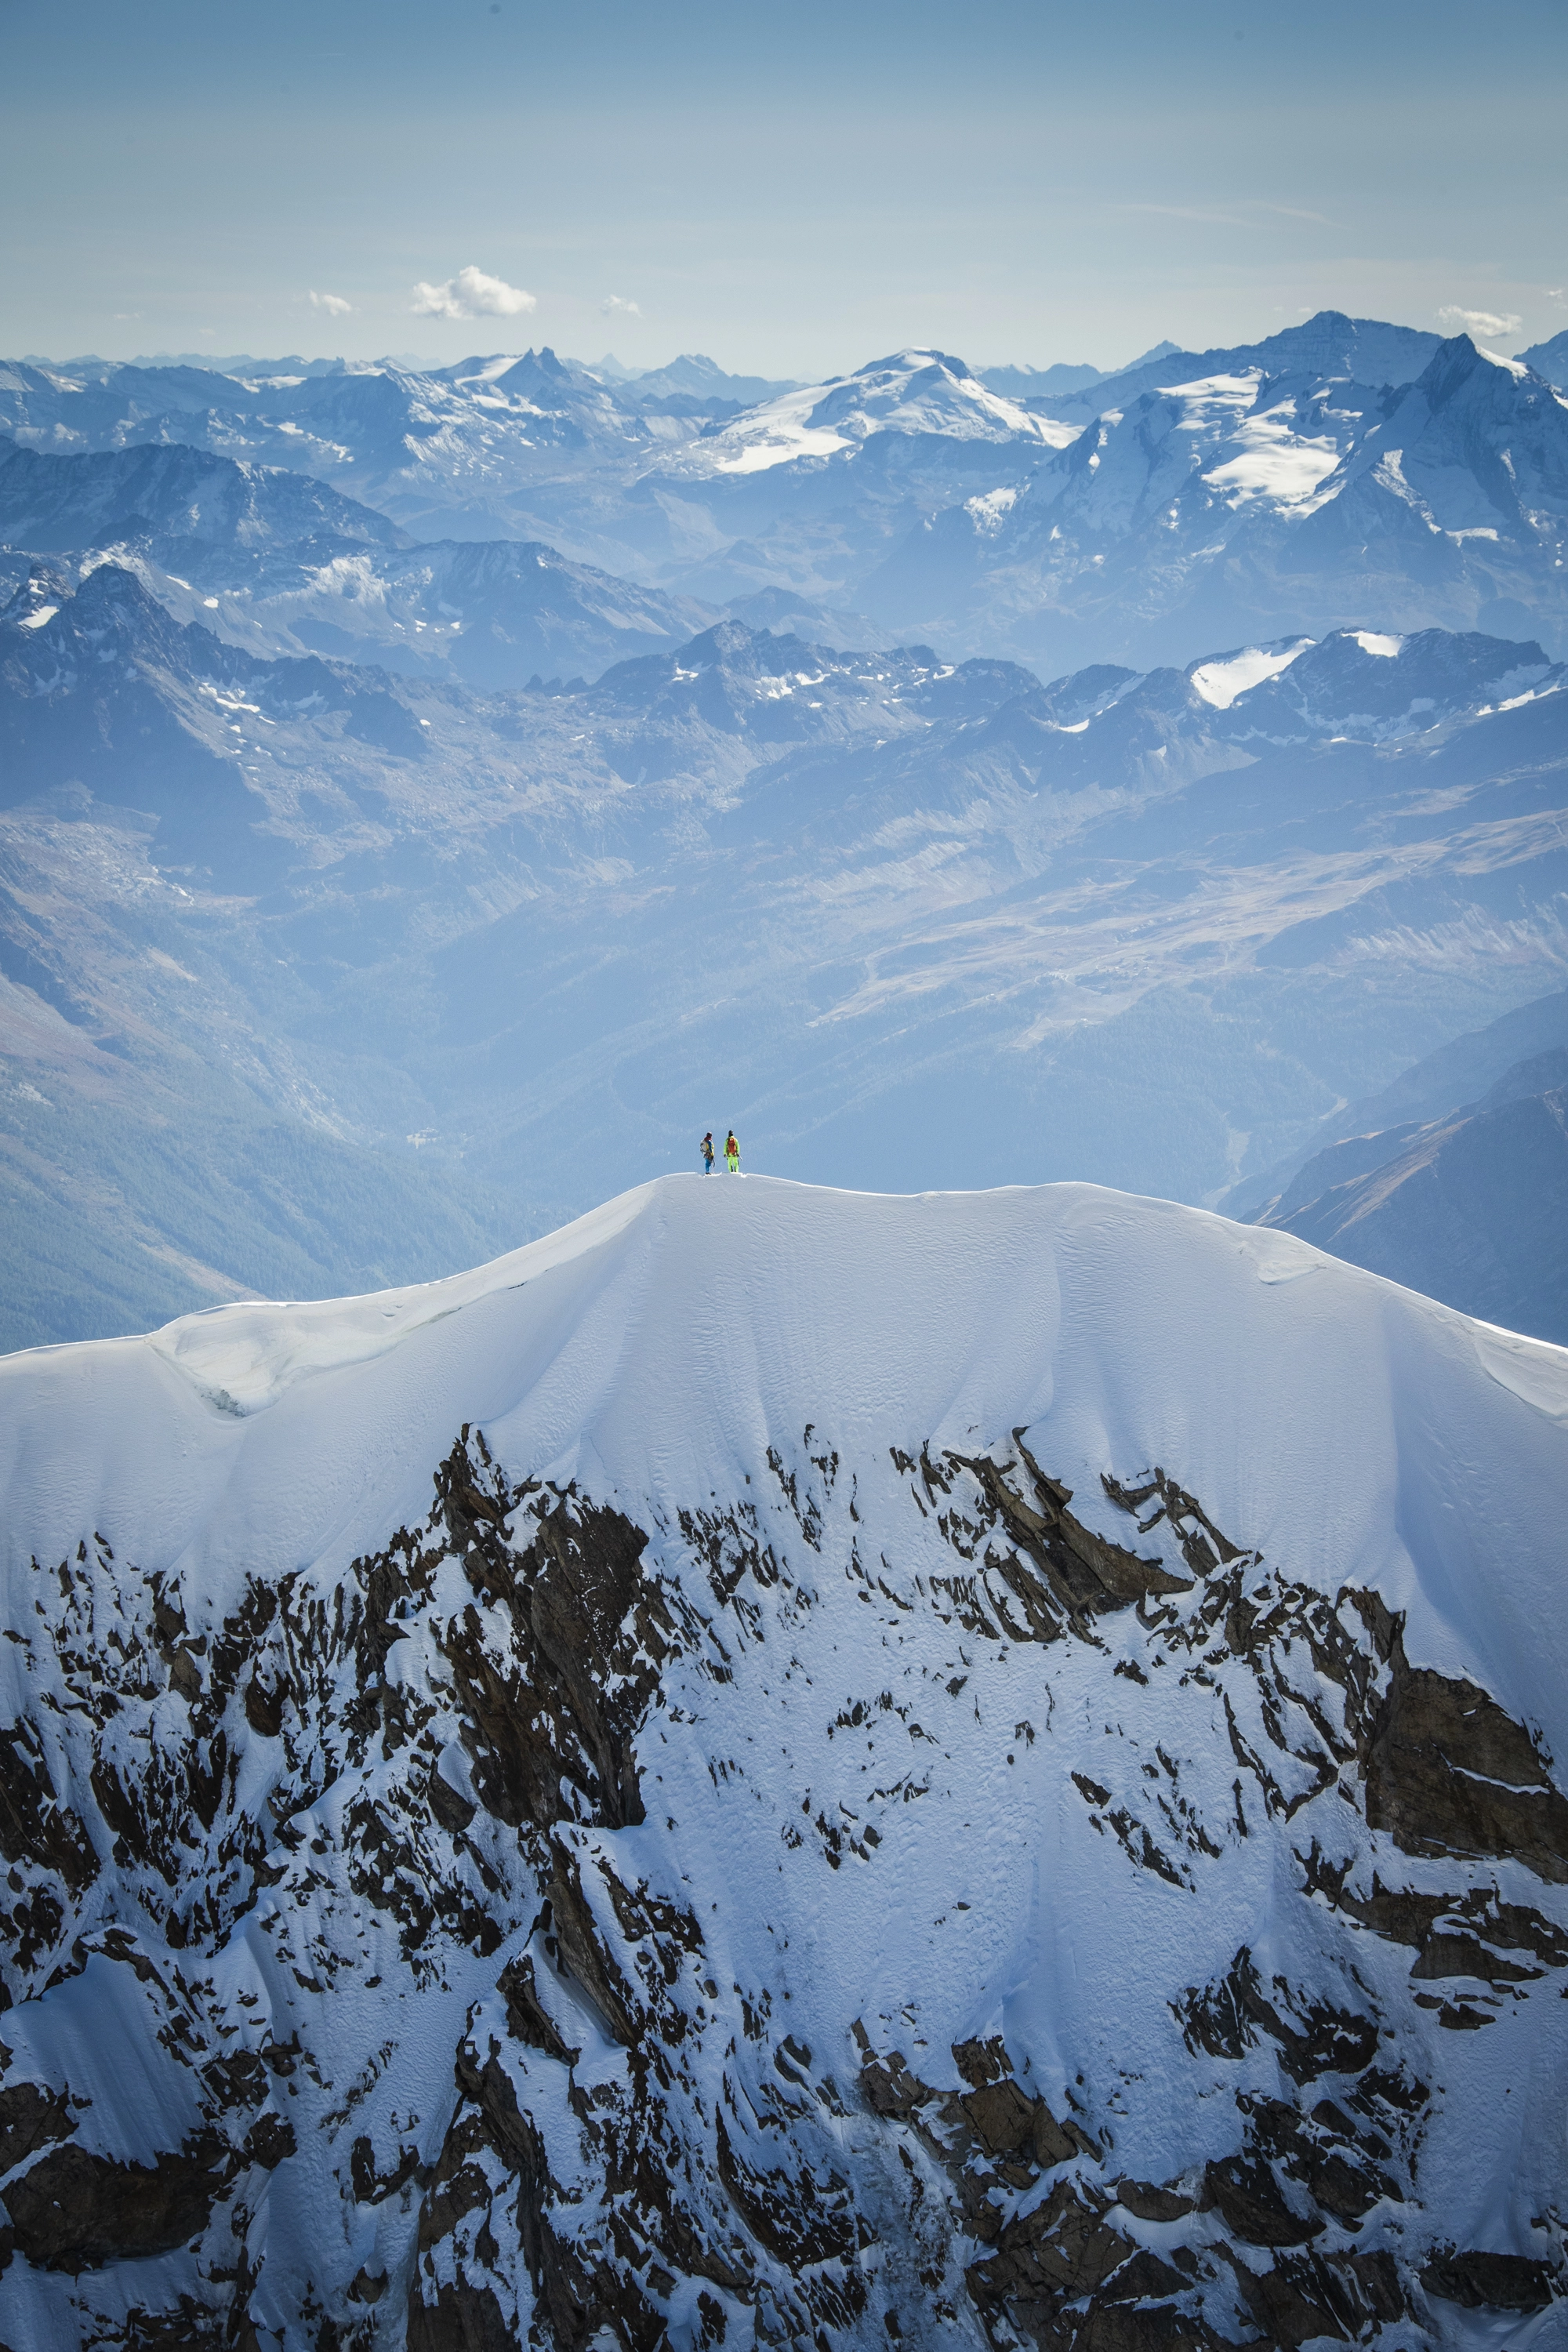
[666,350,1081,480]
[865,334,1568,667]
[0,1175,1563,2346]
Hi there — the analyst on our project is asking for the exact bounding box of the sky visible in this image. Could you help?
[3,0,1566,379]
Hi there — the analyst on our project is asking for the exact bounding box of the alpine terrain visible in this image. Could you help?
[0,1177,1564,2350]
[4,548,1566,1349]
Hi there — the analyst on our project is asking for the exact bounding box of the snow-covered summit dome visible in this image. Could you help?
[0,1175,1564,2345]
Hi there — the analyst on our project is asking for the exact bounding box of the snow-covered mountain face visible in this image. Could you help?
[0,1176,1564,2349]
[3,569,1566,1347]
[1184,625,1557,740]
[662,350,1080,479]
[0,347,1043,583]
[1028,312,1446,426]
[866,339,1568,670]
[597,351,1084,608]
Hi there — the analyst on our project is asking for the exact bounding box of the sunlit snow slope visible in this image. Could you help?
[1,1176,1566,2350]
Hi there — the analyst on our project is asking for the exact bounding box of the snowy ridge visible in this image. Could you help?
[870,336,1568,668]
[666,351,1081,480]
[6,321,1566,668]
[0,1176,1565,2347]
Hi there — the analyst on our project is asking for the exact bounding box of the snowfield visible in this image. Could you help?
[669,350,1083,480]
[0,1175,1566,2348]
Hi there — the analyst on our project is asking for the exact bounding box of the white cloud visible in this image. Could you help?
[1437,304,1523,341]
[310,289,353,318]
[601,293,642,318]
[411,266,535,321]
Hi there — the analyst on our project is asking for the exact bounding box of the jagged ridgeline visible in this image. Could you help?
[0,1174,1565,2350]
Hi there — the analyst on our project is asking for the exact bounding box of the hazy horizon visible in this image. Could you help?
[4,0,1565,379]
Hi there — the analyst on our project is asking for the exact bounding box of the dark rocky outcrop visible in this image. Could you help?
[0,2082,75,2175]
[5,2137,223,2273]
[1365,1630,1568,1880]
[1421,2248,1559,2311]
[0,1426,1561,2348]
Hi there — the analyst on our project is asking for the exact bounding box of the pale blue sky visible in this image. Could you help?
[4,0,1565,376]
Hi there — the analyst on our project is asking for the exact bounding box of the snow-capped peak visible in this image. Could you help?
[0,1174,1565,2344]
[671,348,1083,477]
[1188,637,1314,706]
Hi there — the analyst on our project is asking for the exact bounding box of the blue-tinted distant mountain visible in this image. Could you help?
[979,342,1181,401]
[1224,982,1568,1219]
[0,561,433,859]
[619,353,801,406]
[1518,328,1568,389]
[147,353,350,378]
[1119,337,1183,370]
[567,354,801,403]
[0,435,405,555]
[0,347,1083,590]
[33,351,354,379]
[5,564,1566,1342]
[621,347,1084,601]
[1250,1044,1568,1343]
[866,336,1568,667]
[0,438,713,687]
[6,318,1566,677]
[1035,310,1444,419]
[980,361,1105,397]
[0,350,724,546]
[721,583,896,651]
[581,350,641,381]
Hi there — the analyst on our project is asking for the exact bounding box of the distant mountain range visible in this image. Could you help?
[5,306,1568,1354]
[2,554,1564,1347]
[0,437,713,688]
[977,342,1183,401]
[5,314,1566,681]
[1022,314,1447,422]
[863,330,1568,669]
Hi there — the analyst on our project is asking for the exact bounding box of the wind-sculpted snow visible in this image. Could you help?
[0,1177,1565,2347]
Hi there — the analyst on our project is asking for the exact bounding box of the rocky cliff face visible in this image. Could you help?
[0,1177,1564,2349]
